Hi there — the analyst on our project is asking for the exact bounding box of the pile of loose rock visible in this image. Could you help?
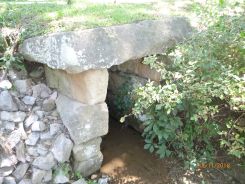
[0,68,106,184]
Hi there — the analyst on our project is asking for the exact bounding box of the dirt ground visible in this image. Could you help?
[100,119,245,184]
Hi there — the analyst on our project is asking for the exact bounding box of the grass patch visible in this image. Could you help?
[0,0,160,39]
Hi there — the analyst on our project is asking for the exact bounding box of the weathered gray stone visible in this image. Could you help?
[25,132,39,146]
[32,83,51,98]
[35,111,45,119]
[50,123,63,136]
[49,91,58,100]
[31,121,46,132]
[24,114,38,128]
[56,95,108,144]
[0,111,26,123]
[42,98,55,111]
[54,172,69,184]
[32,152,56,170]
[51,133,73,163]
[37,144,48,156]
[43,170,52,182]
[0,166,14,177]
[31,168,45,184]
[13,97,29,112]
[45,67,108,105]
[2,121,15,131]
[0,154,17,168]
[3,177,16,184]
[0,91,18,111]
[22,96,36,105]
[73,137,101,162]
[73,152,103,177]
[27,146,39,157]
[108,71,147,95]
[12,163,29,181]
[72,178,87,184]
[16,141,26,163]
[14,80,32,95]
[98,177,110,184]
[40,131,52,140]
[111,58,165,81]
[19,18,191,73]
[18,179,32,184]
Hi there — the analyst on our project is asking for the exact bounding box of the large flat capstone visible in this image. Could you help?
[19,18,191,73]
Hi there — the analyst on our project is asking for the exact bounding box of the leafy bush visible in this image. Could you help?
[125,1,245,169]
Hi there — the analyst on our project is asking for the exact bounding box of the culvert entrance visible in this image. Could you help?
[100,119,169,184]
[99,60,170,184]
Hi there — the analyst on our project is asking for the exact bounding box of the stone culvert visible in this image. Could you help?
[0,17,192,184]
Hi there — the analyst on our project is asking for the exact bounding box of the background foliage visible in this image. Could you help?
[123,0,245,169]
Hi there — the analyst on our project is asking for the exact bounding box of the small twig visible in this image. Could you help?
[215,168,242,184]
[2,36,9,48]
[227,113,245,138]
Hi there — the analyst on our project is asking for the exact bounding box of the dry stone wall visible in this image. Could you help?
[0,69,78,184]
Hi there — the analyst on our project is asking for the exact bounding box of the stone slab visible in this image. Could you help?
[45,67,108,105]
[19,18,192,73]
[73,152,103,177]
[73,137,102,162]
[56,94,108,144]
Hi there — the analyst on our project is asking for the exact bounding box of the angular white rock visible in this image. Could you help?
[0,80,12,90]
[18,179,32,184]
[24,114,38,128]
[54,172,69,184]
[25,132,39,146]
[42,98,55,111]
[0,91,18,111]
[14,79,32,95]
[32,83,51,98]
[12,163,29,181]
[3,177,16,184]
[0,111,26,122]
[31,121,46,131]
[72,179,87,184]
[31,168,46,184]
[22,96,36,105]
[32,152,56,170]
[51,133,73,163]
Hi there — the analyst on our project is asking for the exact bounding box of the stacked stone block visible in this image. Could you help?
[45,67,109,176]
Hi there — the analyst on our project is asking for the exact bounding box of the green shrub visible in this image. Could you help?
[125,1,245,169]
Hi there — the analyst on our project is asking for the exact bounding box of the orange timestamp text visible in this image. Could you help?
[198,162,231,169]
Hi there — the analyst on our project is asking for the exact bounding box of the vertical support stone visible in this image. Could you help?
[45,68,109,176]
[45,67,109,105]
